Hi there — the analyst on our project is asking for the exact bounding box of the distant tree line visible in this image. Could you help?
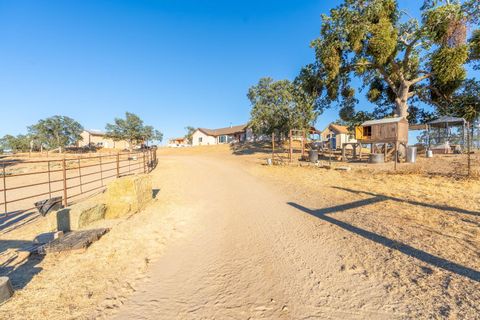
[0,112,163,153]
[248,0,480,135]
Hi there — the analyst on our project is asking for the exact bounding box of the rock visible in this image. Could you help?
[104,174,152,219]
[47,201,107,232]
[0,277,14,304]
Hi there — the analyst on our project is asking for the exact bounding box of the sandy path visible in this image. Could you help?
[111,155,405,320]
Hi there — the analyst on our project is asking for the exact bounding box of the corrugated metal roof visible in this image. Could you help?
[428,116,466,125]
[361,117,405,126]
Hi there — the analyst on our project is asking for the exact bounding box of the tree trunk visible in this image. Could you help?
[394,82,410,119]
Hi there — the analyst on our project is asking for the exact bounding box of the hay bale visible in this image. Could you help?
[104,174,152,219]
[47,201,106,232]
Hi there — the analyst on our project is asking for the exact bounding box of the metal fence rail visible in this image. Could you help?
[0,148,157,216]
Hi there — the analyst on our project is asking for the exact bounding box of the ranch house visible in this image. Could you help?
[192,124,253,146]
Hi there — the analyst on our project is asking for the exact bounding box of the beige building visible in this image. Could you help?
[321,123,356,150]
[78,130,131,150]
[192,124,252,146]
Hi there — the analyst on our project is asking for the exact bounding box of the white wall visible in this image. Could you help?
[192,130,217,146]
[337,133,357,149]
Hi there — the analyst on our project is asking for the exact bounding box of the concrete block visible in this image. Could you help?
[0,277,14,304]
[104,174,152,219]
[48,201,106,232]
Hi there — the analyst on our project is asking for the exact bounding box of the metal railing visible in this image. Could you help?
[0,148,157,217]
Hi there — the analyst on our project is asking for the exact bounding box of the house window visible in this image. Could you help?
[199,137,203,143]
[219,135,227,143]
[363,126,372,137]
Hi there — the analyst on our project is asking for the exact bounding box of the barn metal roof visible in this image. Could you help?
[361,117,405,126]
[428,116,466,125]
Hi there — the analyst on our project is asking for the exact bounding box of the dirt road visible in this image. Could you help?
[110,153,480,319]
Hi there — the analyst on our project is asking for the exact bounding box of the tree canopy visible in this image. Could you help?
[247,77,317,136]
[0,134,31,153]
[184,126,196,144]
[435,78,480,122]
[309,0,479,123]
[105,112,163,148]
[28,115,83,151]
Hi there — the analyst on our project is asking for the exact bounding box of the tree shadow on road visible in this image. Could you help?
[332,186,480,217]
[230,142,271,156]
[287,201,480,282]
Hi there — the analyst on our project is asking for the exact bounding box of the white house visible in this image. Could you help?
[321,123,356,149]
[192,124,253,146]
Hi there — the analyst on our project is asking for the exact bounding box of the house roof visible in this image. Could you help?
[197,124,248,137]
[328,124,349,134]
[322,123,349,135]
[361,117,405,126]
[85,129,106,136]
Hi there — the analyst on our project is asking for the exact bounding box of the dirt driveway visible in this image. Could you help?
[110,152,479,319]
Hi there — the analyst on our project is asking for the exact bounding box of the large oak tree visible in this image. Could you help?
[311,0,479,120]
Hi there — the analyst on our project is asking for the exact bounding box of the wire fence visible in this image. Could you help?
[0,148,157,217]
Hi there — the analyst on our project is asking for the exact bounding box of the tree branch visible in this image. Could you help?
[410,73,431,85]
[377,66,398,95]
[402,36,421,71]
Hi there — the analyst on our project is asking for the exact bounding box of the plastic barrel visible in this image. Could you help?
[369,153,384,164]
[406,147,417,163]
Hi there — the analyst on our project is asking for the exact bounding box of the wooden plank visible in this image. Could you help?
[38,228,109,254]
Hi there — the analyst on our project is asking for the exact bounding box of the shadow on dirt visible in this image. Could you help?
[0,241,44,289]
[333,186,480,217]
[287,201,479,282]
[0,211,39,235]
[230,142,272,156]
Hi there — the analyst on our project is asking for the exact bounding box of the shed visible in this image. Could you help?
[355,117,408,144]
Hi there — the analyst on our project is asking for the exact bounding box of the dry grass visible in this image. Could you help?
[0,158,189,320]
[1,144,479,319]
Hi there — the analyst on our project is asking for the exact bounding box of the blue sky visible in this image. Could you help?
[0,1,477,143]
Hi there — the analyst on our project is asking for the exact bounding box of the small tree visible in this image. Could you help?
[247,77,317,137]
[0,134,31,153]
[184,126,196,144]
[142,125,163,146]
[28,116,83,152]
[105,112,162,150]
[311,0,479,120]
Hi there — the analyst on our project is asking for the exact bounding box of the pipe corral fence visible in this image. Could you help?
[0,148,158,217]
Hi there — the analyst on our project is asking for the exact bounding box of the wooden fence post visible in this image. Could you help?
[467,122,471,177]
[116,153,120,178]
[143,151,147,173]
[99,155,104,186]
[289,130,293,162]
[78,157,83,193]
[2,163,7,216]
[47,160,52,199]
[62,158,68,207]
[272,132,275,160]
